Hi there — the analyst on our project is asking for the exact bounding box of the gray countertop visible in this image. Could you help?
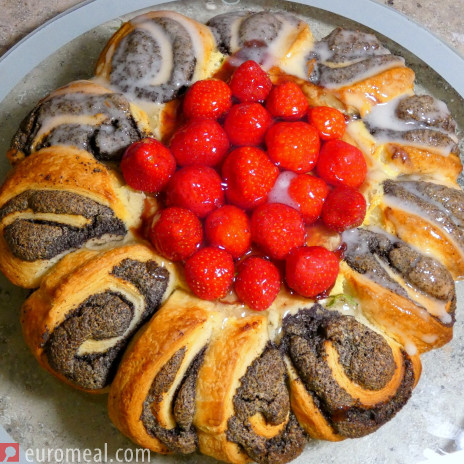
[1,0,464,58]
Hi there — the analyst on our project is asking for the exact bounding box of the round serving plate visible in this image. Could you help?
[0,1,463,463]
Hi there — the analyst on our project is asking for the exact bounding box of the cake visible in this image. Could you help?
[0,7,462,464]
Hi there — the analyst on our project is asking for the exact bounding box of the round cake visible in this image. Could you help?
[1,7,462,464]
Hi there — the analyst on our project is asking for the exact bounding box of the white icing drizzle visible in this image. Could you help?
[267,171,299,210]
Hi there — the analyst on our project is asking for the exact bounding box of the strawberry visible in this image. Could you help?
[120,138,176,193]
[165,166,224,218]
[229,60,272,103]
[265,81,309,120]
[288,174,330,224]
[224,102,273,146]
[285,246,339,298]
[183,79,232,120]
[265,121,320,172]
[205,205,251,258]
[321,186,367,232]
[250,203,306,260]
[222,146,279,209]
[170,118,229,167]
[184,247,234,300]
[235,257,281,311]
[316,139,367,188]
[308,106,346,140]
[149,207,203,261]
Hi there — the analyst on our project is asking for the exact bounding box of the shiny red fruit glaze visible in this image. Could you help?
[224,102,273,146]
[265,121,320,172]
[266,81,309,120]
[120,138,176,193]
[229,60,272,103]
[165,166,224,218]
[183,79,232,119]
[308,106,346,140]
[204,205,251,258]
[316,139,367,188]
[222,146,279,209]
[235,257,281,311]
[285,246,339,298]
[184,247,235,300]
[251,203,306,260]
[149,207,203,261]
[170,118,229,167]
[321,186,367,232]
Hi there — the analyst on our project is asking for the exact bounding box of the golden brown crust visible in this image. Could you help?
[194,315,269,464]
[21,243,178,393]
[108,290,216,452]
[0,147,144,288]
[341,262,453,353]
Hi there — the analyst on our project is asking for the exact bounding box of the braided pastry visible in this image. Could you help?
[1,7,462,464]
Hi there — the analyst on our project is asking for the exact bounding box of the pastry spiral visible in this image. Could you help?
[95,11,218,104]
[282,304,421,440]
[21,243,178,392]
[8,80,152,165]
[341,227,456,352]
[0,146,144,287]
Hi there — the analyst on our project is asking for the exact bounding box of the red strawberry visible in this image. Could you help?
[149,207,203,261]
[321,186,367,232]
[265,121,320,172]
[170,118,229,167]
[229,60,272,103]
[120,138,176,193]
[185,247,234,300]
[266,81,309,120]
[316,139,367,188]
[224,102,272,146]
[251,203,306,260]
[205,205,251,258]
[222,146,279,209]
[288,174,330,224]
[285,246,339,298]
[308,106,346,140]
[235,257,281,311]
[183,79,232,120]
[165,166,224,218]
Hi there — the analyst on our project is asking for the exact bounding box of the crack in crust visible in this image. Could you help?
[227,345,306,464]
[282,305,416,438]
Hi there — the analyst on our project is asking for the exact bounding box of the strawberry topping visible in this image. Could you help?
[285,246,339,298]
[229,60,272,103]
[149,207,203,261]
[205,205,251,258]
[183,79,232,120]
[120,138,176,193]
[266,81,309,120]
[308,106,346,140]
[235,257,281,311]
[185,247,234,300]
[165,166,224,218]
[224,102,273,146]
[170,118,229,167]
[251,203,306,260]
